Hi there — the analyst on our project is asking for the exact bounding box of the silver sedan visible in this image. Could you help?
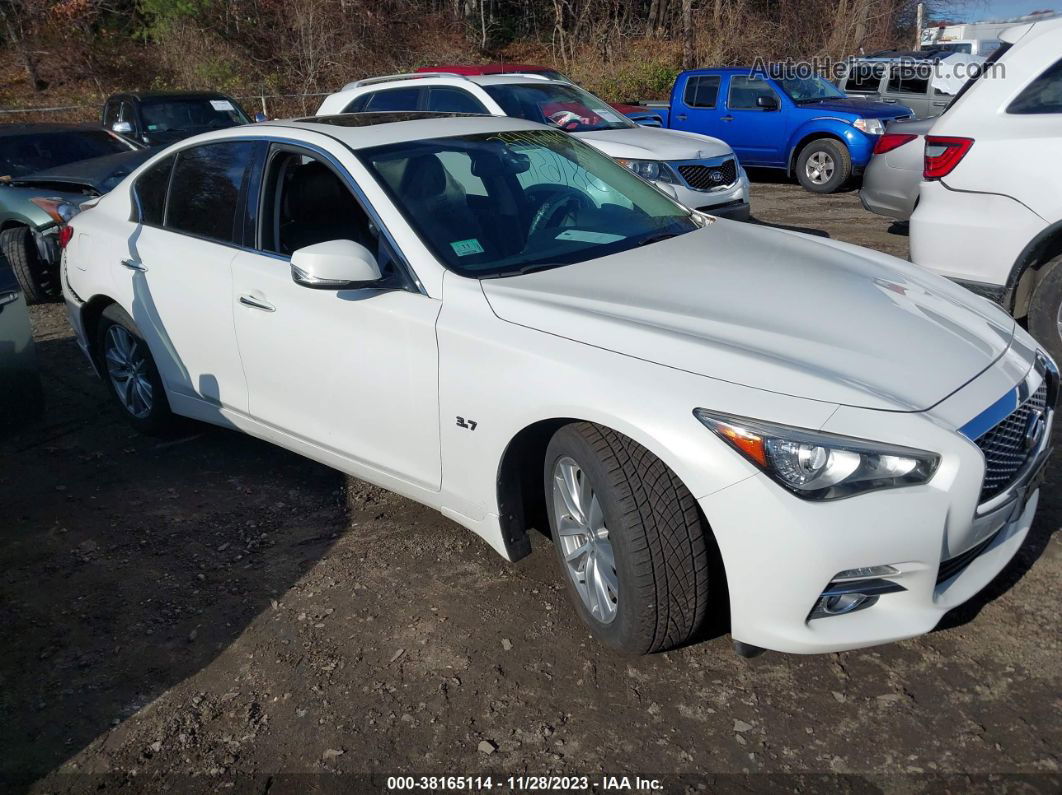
[859,117,934,221]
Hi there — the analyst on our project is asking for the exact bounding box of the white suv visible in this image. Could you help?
[317,73,751,220]
[910,16,1062,363]
[62,113,1055,656]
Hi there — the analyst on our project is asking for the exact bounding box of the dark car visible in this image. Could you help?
[102,91,254,147]
[0,124,143,302]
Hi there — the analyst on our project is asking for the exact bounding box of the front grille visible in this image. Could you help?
[936,528,1002,584]
[974,380,1049,502]
[678,159,737,190]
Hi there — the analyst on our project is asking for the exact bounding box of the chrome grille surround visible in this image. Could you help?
[973,380,1048,502]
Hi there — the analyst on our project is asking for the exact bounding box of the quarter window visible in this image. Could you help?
[728,76,778,110]
[165,141,256,243]
[133,155,174,226]
[1008,58,1062,114]
[683,76,720,108]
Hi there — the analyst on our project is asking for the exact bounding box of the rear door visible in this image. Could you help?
[720,75,787,164]
[117,140,260,414]
[668,73,726,139]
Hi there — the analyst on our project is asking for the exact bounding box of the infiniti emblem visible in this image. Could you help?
[1024,408,1046,451]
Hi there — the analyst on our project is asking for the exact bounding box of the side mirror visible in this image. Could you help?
[291,239,382,290]
[111,121,134,135]
[756,95,779,110]
[254,112,268,123]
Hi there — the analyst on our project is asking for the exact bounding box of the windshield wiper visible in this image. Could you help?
[636,232,679,247]
[479,262,567,279]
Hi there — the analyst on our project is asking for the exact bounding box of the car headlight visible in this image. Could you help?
[853,118,885,136]
[615,158,676,184]
[693,409,939,500]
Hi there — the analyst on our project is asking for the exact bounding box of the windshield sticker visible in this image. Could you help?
[210,99,235,112]
[595,108,622,122]
[450,238,485,256]
[556,229,624,244]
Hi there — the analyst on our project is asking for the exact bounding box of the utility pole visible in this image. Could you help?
[915,2,924,50]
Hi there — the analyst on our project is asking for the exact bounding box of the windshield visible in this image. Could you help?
[359,129,698,278]
[0,130,131,178]
[776,75,847,102]
[140,98,250,134]
[482,83,635,132]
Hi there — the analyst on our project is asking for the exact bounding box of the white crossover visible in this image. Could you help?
[911,16,1062,364]
[316,73,751,220]
[61,112,1056,656]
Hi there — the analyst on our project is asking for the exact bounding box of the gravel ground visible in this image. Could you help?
[1,178,1059,794]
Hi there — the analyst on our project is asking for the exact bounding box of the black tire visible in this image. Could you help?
[1028,255,1062,366]
[95,304,173,434]
[1,226,60,304]
[543,422,712,654]
[795,138,852,193]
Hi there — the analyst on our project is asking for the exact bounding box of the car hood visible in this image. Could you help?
[480,222,1014,411]
[799,97,912,119]
[573,126,732,160]
[12,148,154,194]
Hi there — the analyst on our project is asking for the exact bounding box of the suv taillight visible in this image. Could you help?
[58,225,74,249]
[923,136,974,180]
[873,132,917,155]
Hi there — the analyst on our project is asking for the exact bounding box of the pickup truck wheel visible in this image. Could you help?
[96,304,173,434]
[795,139,851,193]
[1,226,59,304]
[1027,255,1062,365]
[544,422,711,654]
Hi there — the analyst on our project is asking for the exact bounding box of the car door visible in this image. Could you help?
[883,64,932,117]
[229,142,442,489]
[119,140,259,415]
[721,75,787,164]
[668,74,726,139]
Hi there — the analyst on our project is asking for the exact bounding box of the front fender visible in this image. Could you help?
[785,118,876,173]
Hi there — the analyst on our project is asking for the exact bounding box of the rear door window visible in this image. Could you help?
[683,76,720,108]
[887,66,930,96]
[361,88,422,112]
[426,87,487,114]
[1008,58,1062,114]
[165,141,257,244]
[844,64,884,92]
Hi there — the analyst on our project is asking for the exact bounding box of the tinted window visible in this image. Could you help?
[844,64,884,92]
[363,88,421,112]
[683,76,720,108]
[0,130,131,178]
[426,87,487,114]
[728,76,778,109]
[166,141,255,243]
[887,66,930,95]
[134,155,174,226]
[1008,58,1062,114]
[140,98,249,135]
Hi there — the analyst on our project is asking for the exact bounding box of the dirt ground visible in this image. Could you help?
[2,178,1059,794]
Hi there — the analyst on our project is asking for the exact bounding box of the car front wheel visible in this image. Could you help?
[544,422,714,654]
[1028,254,1062,366]
[1,226,59,303]
[795,139,852,193]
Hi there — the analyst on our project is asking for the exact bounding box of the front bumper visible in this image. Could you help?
[700,348,1055,655]
[654,160,751,220]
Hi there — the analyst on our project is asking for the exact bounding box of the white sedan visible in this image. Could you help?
[62,112,1056,656]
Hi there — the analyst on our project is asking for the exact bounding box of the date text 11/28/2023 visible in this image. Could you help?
[386,775,663,791]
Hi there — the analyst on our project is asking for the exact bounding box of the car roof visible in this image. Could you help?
[106,91,238,102]
[263,112,545,149]
[416,63,556,75]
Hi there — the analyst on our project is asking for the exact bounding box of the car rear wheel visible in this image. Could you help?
[544,422,713,654]
[1028,254,1062,366]
[795,139,851,193]
[1,226,59,304]
[96,304,173,434]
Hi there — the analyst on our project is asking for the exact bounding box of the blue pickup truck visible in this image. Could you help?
[625,68,913,193]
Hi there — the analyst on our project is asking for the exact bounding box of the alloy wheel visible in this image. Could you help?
[104,325,153,419]
[551,456,619,624]
[805,151,835,184]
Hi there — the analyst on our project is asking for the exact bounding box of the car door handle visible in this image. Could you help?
[121,258,147,271]
[932,101,948,106]
[239,294,275,312]
[720,115,734,122]
[676,113,687,121]
[881,98,898,103]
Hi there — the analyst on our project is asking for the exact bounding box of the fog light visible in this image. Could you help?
[808,576,905,621]
[821,593,876,615]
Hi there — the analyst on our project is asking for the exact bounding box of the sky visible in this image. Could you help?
[957,1,1058,21]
